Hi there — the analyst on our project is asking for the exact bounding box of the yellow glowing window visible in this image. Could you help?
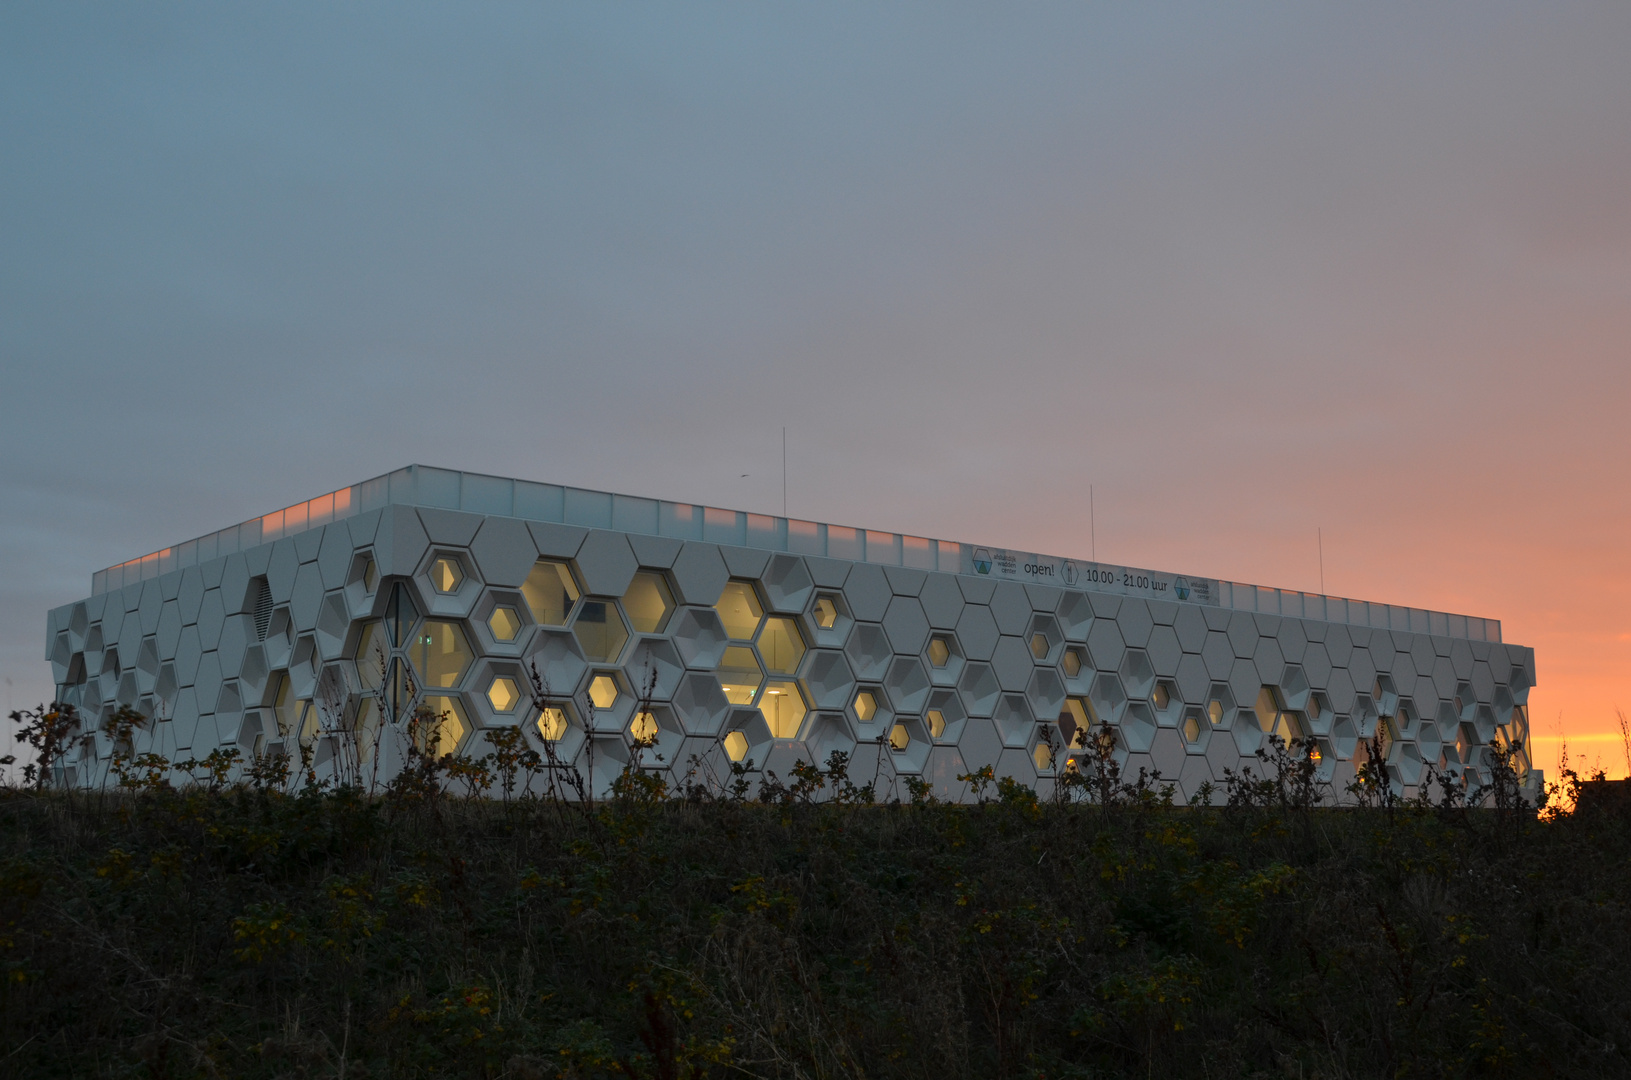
[718,646,763,705]
[927,636,951,668]
[1152,684,1170,710]
[623,572,675,634]
[723,730,749,762]
[430,557,464,594]
[757,616,805,675]
[486,676,521,713]
[1207,699,1224,725]
[926,708,946,738]
[811,595,838,630]
[715,581,763,641]
[889,723,910,751]
[537,707,570,742]
[572,601,628,663]
[1182,713,1203,744]
[417,695,468,756]
[410,621,474,689]
[522,560,580,626]
[630,711,659,744]
[760,680,806,738]
[854,690,879,723]
[1061,648,1082,678]
[1033,742,1053,771]
[587,674,621,711]
[487,605,521,642]
[1030,633,1050,660]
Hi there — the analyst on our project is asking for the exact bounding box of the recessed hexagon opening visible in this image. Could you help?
[957,662,1001,717]
[757,615,806,675]
[524,629,590,702]
[1331,715,1358,759]
[588,673,623,711]
[671,606,729,670]
[763,553,814,614]
[1025,666,1066,722]
[1119,650,1155,700]
[715,581,764,642]
[804,591,854,648]
[430,555,465,595]
[925,688,967,743]
[1473,703,1497,744]
[1031,729,1057,773]
[1352,693,1379,738]
[1207,684,1236,728]
[1026,614,1063,665]
[1453,681,1477,723]
[723,730,751,762]
[410,620,474,690]
[624,571,675,634]
[853,688,883,723]
[844,623,892,682]
[1119,701,1157,754]
[885,656,932,714]
[1180,706,1209,752]
[928,635,952,668]
[925,632,965,687]
[572,600,629,664]
[1391,740,1424,786]
[1492,684,1515,725]
[1417,719,1443,764]
[671,672,731,736]
[624,637,685,701]
[850,687,894,740]
[802,712,856,767]
[488,605,522,643]
[888,716,931,773]
[1089,672,1128,725]
[723,707,775,769]
[578,670,636,732]
[416,694,471,757]
[994,693,1035,747]
[799,649,856,711]
[1373,675,1399,718]
[1306,691,1333,736]
[1253,686,1304,744]
[536,704,575,742]
[1151,679,1180,722]
[812,594,839,630]
[487,675,522,714]
[1394,699,1419,738]
[345,552,380,612]
[522,560,581,627]
[628,703,683,764]
[719,645,764,705]
[265,607,295,667]
[760,679,807,738]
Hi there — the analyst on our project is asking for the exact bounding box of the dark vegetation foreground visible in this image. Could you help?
[3,761,1629,1080]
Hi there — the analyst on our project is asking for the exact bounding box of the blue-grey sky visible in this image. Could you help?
[3,3,1629,767]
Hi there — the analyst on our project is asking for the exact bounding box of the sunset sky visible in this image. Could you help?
[3,3,1628,780]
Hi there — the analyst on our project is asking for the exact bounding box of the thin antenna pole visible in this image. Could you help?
[1090,485,1096,562]
[1318,528,1325,594]
[781,427,787,517]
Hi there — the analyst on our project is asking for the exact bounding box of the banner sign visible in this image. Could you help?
[961,546,1220,606]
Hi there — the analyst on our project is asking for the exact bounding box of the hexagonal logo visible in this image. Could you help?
[1173,576,1190,601]
[1060,560,1078,586]
[973,548,993,575]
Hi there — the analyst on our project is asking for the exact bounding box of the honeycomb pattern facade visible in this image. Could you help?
[43,467,1538,802]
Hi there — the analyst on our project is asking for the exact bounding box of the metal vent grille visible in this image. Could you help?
[251,578,273,641]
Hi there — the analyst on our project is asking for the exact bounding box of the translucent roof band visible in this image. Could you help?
[89,464,1501,643]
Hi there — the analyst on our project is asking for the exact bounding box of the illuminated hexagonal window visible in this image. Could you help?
[1030,632,1050,660]
[1152,683,1171,710]
[927,636,952,668]
[572,600,628,663]
[522,560,580,626]
[1208,699,1225,725]
[1061,647,1084,679]
[1033,741,1053,771]
[486,675,521,714]
[723,730,750,762]
[430,556,464,594]
[757,616,805,675]
[854,689,880,723]
[410,621,474,689]
[1059,697,1095,748]
[624,571,675,634]
[811,594,839,630]
[1182,709,1204,744]
[418,695,469,756]
[588,674,622,711]
[926,708,946,738]
[537,706,570,742]
[353,620,388,690]
[487,605,522,643]
[718,646,763,705]
[630,710,659,745]
[716,581,763,641]
[889,723,911,751]
[760,680,806,738]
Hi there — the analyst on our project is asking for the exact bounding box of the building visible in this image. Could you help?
[43,465,1537,801]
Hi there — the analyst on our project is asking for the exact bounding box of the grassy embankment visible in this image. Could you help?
[2,704,1628,1079]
